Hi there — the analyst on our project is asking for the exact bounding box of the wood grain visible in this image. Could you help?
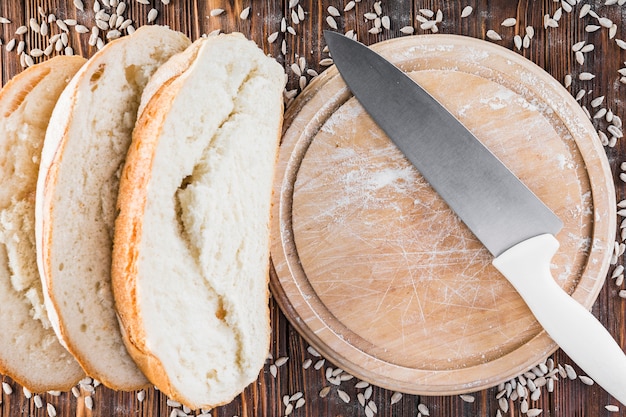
[0,1,625,417]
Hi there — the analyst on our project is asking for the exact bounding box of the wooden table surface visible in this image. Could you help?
[1,1,626,416]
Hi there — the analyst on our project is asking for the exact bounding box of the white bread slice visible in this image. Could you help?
[35,26,191,391]
[0,56,86,392]
[112,33,285,409]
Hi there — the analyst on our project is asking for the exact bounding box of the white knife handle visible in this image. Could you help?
[493,234,626,405]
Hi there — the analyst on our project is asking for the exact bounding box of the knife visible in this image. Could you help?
[324,30,626,404]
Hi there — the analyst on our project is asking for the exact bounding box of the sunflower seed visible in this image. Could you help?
[461,6,473,18]
[501,17,516,27]
[499,397,509,412]
[616,39,626,50]
[47,404,57,417]
[553,7,563,21]
[581,44,594,53]
[400,26,414,34]
[34,395,43,408]
[606,405,620,412]
[608,125,624,138]
[319,386,330,398]
[514,35,522,50]
[590,96,605,107]
[319,58,333,66]
[326,16,338,29]
[579,375,594,385]
[15,25,28,35]
[564,364,577,379]
[5,38,15,51]
[147,8,158,22]
[267,32,278,43]
[344,1,355,12]
[374,1,382,15]
[420,20,436,31]
[137,390,146,402]
[486,30,502,40]
[585,25,601,32]
[562,1,572,12]
[460,394,475,402]
[337,390,350,403]
[2,383,12,395]
[275,356,289,367]
[598,17,613,28]
[418,404,430,416]
[381,16,390,29]
[239,6,250,19]
[327,6,340,17]
[95,19,109,30]
[520,399,529,413]
[389,392,402,405]
[572,40,585,51]
[579,72,595,80]
[106,29,121,39]
[564,74,572,87]
[527,409,543,417]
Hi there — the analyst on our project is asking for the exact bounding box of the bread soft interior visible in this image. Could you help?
[37,26,191,390]
[114,33,285,408]
[0,56,86,392]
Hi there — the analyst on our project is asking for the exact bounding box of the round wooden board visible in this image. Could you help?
[270,35,616,395]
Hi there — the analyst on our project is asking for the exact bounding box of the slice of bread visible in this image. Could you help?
[112,33,285,409]
[0,56,86,392]
[35,26,191,390]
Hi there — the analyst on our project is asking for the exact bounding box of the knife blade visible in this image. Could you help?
[324,30,626,404]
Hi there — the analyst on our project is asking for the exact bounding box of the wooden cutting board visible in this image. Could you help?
[270,35,616,395]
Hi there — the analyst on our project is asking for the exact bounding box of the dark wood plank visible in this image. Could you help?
[1,1,626,416]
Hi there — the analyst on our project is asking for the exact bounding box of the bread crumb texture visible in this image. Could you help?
[0,56,86,392]
[130,34,284,408]
[41,26,190,390]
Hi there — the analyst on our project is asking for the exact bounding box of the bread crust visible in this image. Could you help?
[112,41,205,405]
[111,34,284,409]
[0,56,86,392]
[36,26,190,391]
